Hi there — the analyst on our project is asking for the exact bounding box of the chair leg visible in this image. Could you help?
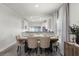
[28,48,30,55]
[42,49,44,54]
[24,45,28,53]
[45,48,49,55]
[49,47,52,53]
[17,46,19,53]
[24,41,28,53]
[45,49,47,55]
[35,48,37,54]
[17,46,21,56]
[50,42,53,52]
[40,48,42,54]
[19,46,21,56]
[48,48,51,54]
[55,46,58,52]
[28,48,31,55]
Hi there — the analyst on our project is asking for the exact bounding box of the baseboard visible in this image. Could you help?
[0,41,16,55]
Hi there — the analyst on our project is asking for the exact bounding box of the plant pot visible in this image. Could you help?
[76,39,79,44]
[76,35,79,44]
[70,34,76,42]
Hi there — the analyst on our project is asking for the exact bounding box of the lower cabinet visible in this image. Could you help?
[74,45,79,56]
[64,42,79,56]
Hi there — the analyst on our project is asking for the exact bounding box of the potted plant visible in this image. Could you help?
[69,24,79,44]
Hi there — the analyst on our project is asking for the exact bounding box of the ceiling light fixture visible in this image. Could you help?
[35,4,39,8]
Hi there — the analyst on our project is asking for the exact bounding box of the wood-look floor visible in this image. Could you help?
[0,44,61,56]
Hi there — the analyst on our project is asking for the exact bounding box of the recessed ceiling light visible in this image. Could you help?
[35,4,39,8]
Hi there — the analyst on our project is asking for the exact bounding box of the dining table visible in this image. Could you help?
[16,36,58,55]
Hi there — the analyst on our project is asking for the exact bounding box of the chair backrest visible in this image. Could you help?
[40,37,50,48]
[16,35,21,43]
[27,37,38,48]
[52,41,59,46]
[16,35,25,45]
[16,35,20,39]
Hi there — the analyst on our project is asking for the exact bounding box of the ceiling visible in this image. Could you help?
[3,3,63,17]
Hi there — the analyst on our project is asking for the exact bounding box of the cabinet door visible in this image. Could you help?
[78,47,79,56]
[74,46,79,56]
[64,42,69,56]
[69,44,74,56]
[64,42,74,56]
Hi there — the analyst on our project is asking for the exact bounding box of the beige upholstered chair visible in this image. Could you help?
[40,37,50,48]
[16,35,22,45]
[16,35,25,56]
[16,35,21,56]
[27,37,38,55]
[39,37,50,54]
[27,37,38,48]
[16,35,25,45]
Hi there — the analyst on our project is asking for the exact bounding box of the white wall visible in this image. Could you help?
[0,4,22,52]
[69,3,79,26]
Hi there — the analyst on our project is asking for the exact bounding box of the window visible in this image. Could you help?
[29,26,41,32]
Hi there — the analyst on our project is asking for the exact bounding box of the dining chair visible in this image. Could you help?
[50,36,59,52]
[27,37,38,55]
[39,37,50,55]
[16,35,25,56]
[52,41,59,52]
